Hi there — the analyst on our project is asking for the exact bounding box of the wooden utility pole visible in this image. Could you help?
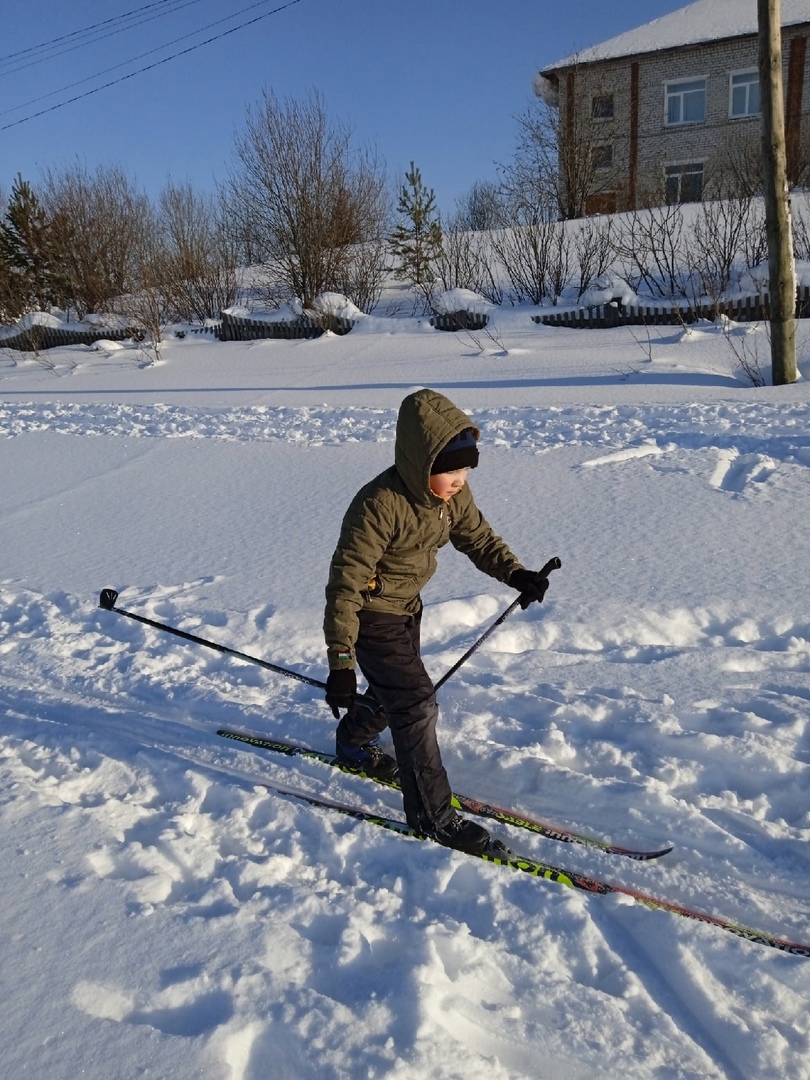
[759,0,798,384]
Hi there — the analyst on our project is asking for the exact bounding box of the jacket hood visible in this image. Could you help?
[395,389,480,503]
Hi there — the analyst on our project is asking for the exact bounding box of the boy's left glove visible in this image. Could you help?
[510,568,550,610]
[325,668,357,718]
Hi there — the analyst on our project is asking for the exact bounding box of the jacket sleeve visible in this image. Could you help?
[449,488,524,584]
[323,495,392,670]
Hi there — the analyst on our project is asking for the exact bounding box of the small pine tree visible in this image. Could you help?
[0,174,70,314]
[390,161,443,288]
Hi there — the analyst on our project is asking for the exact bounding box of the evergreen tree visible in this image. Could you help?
[0,174,70,313]
[390,161,443,287]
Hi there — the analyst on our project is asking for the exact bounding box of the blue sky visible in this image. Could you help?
[1,0,687,215]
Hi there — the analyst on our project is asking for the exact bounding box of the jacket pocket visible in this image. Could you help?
[366,573,419,604]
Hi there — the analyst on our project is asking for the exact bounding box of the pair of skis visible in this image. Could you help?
[217,728,671,860]
[217,727,810,957]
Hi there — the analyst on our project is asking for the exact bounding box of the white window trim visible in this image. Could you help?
[729,68,760,119]
[664,75,708,126]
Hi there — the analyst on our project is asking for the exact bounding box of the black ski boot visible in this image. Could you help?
[429,811,491,855]
[335,737,399,782]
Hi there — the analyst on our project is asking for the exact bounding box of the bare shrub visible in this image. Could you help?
[792,200,810,262]
[614,204,687,299]
[685,196,759,312]
[490,218,553,305]
[117,212,172,363]
[40,162,149,318]
[434,220,503,306]
[330,237,390,314]
[722,319,767,386]
[547,223,573,305]
[156,181,241,322]
[490,214,574,307]
[574,216,615,299]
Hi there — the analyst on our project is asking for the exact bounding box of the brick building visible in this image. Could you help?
[537,0,810,216]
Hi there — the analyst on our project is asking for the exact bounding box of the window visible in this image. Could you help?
[585,192,617,216]
[665,78,706,124]
[730,70,760,117]
[592,94,614,119]
[591,144,613,169]
[665,163,704,203]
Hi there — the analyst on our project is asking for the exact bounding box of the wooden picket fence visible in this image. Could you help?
[0,323,143,351]
[218,310,355,341]
[429,311,490,331]
[534,286,810,329]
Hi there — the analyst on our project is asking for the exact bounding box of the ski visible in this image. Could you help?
[216,728,673,861]
[256,774,810,958]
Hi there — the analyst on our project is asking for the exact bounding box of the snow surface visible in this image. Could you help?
[545,0,810,70]
[3,301,810,1079]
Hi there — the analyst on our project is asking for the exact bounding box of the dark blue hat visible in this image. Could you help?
[431,427,479,474]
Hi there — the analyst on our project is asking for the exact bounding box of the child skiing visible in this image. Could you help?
[323,388,555,854]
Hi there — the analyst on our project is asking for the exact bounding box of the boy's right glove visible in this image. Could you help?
[509,568,550,610]
[325,668,357,718]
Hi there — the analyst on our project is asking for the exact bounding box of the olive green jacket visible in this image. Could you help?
[324,389,524,670]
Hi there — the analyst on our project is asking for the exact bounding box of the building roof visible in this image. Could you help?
[543,0,810,72]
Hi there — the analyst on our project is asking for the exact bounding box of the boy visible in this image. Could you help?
[323,388,554,854]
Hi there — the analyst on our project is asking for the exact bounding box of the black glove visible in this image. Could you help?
[325,668,357,718]
[510,568,550,610]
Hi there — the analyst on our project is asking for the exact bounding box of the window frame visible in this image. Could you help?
[664,76,707,126]
[591,93,615,120]
[664,161,705,204]
[729,68,760,118]
[591,143,614,170]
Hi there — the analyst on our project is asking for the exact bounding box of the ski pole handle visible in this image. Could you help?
[538,555,562,578]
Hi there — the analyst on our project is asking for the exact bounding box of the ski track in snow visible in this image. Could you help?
[3,395,810,1078]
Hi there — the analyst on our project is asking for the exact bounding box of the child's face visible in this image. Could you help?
[430,468,469,502]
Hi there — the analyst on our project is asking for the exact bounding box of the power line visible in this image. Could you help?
[0,0,206,77]
[0,0,303,133]
[0,0,176,64]
[0,0,296,119]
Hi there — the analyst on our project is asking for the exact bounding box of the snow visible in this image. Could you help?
[3,299,810,1079]
[545,0,810,70]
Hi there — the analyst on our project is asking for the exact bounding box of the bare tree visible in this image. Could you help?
[500,73,625,222]
[229,89,390,310]
[157,181,241,322]
[453,180,507,233]
[40,162,149,318]
[498,101,560,223]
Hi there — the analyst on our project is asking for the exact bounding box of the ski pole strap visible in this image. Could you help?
[98,589,326,690]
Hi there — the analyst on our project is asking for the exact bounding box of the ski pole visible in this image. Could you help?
[98,588,326,691]
[433,555,561,692]
[99,557,560,702]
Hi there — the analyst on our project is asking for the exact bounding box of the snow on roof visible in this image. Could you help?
[543,0,810,71]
